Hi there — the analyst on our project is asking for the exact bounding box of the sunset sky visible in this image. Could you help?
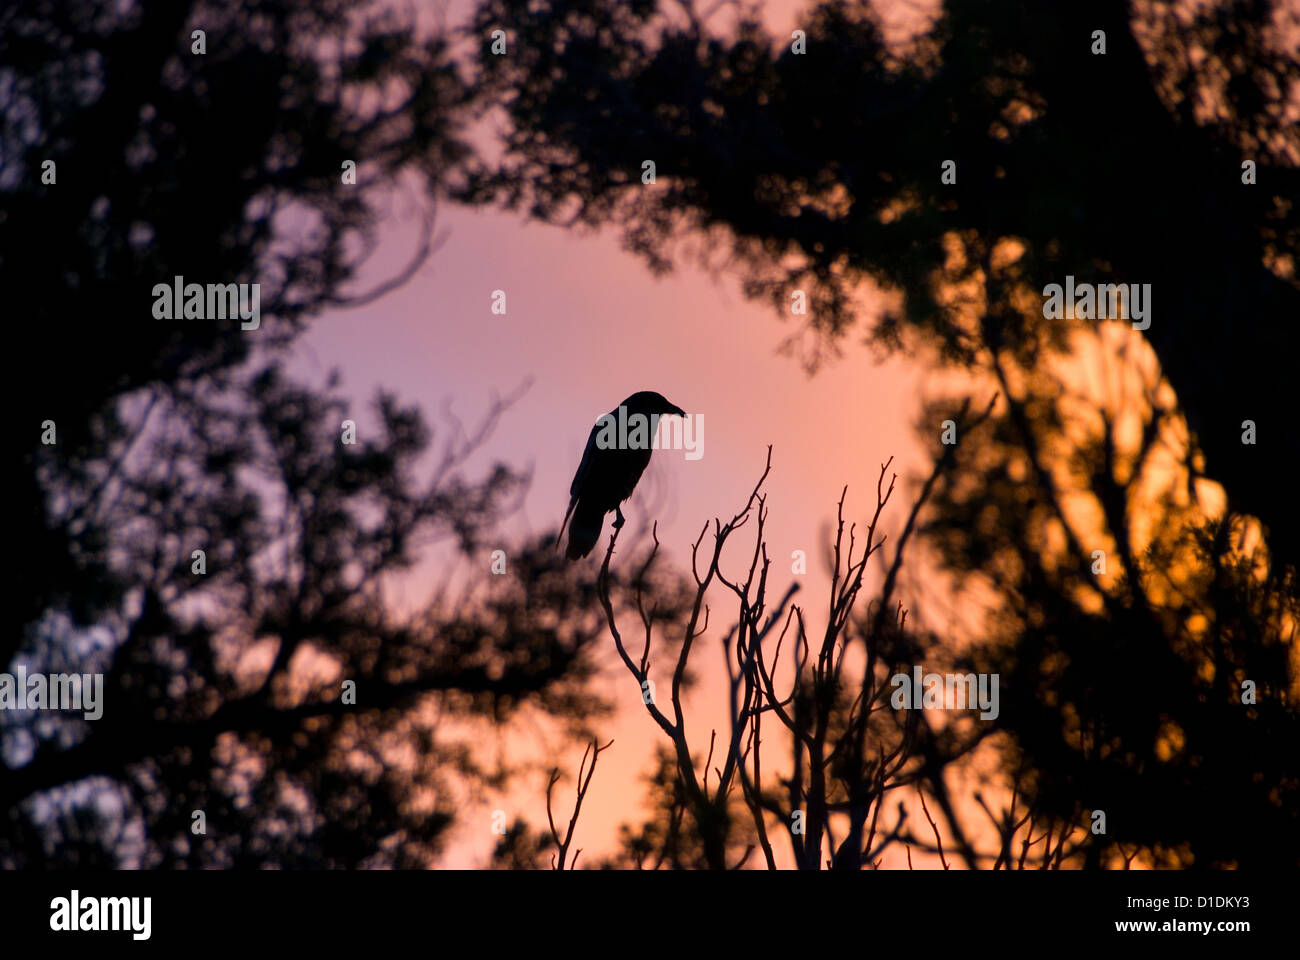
[289,182,948,863]
[8,0,1293,881]
[264,0,961,873]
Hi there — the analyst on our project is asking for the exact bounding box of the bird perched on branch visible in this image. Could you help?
[557,391,687,560]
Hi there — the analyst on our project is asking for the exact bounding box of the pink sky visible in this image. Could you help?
[287,0,951,867]
[290,201,940,866]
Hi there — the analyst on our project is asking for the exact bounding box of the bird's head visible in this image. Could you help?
[621,391,686,419]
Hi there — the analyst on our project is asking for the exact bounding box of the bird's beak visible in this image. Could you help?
[668,404,686,418]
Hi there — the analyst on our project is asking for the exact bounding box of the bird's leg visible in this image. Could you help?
[613,505,626,529]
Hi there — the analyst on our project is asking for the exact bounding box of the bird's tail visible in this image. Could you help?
[555,496,579,553]
[564,500,604,560]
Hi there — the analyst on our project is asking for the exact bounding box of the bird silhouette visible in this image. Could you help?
[557,391,687,559]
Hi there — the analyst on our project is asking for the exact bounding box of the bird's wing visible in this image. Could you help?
[570,421,601,498]
[555,422,601,552]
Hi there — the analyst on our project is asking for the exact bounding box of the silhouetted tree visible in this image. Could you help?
[8,0,1295,870]
[462,0,1299,867]
[463,0,1299,565]
[0,0,631,867]
[4,0,478,664]
[591,433,995,869]
[921,324,1298,868]
[2,362,634,866]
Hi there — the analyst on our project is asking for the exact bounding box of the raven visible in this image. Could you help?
[557,391,687,559]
